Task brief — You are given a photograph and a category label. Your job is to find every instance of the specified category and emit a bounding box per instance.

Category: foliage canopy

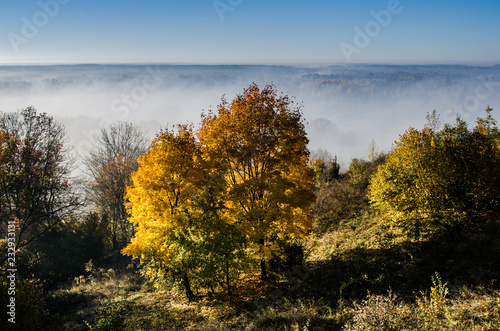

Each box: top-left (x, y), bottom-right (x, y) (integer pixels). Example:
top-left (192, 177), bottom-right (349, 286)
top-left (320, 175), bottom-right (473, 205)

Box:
top-left (199, 84), bottom-right (315, 277)
top-left (123, 84), bottom-right (315, 294)
top-left (369, 108), bottom-right (500, 235)
top-left (122, 125), bottom-right (247, 299)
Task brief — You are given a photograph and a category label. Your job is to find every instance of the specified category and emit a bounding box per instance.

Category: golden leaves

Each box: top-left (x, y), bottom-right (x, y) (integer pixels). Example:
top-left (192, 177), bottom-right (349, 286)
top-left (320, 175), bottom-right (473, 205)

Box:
top-left (123, 84), bottom-right (315, 287)
top-left (199, 84), bottom-right (314, 245)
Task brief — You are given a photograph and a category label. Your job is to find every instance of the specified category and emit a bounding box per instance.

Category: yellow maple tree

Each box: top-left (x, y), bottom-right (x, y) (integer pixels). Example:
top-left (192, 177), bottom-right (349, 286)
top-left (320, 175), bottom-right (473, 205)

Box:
top-left (122, 124), bottom-right (247, 299)
top-left (122, 125), bottom-right (204, 299)
top-left (198, 84), bottom-right (315, 278)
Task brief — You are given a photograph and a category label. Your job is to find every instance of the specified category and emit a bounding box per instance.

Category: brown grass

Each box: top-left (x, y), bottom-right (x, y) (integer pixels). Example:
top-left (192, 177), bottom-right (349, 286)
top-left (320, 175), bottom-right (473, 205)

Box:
top-left (43, 214), bottom-right (500, 330)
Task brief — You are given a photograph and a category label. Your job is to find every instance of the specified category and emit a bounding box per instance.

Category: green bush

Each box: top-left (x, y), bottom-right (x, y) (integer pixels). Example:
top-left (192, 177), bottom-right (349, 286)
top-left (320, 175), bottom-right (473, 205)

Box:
top-left (86, 302), bottom-right (125, 331)
top-left (369, 108), bottom-right (500, 235)
top-left (313, 154), bottom-right (386, 232)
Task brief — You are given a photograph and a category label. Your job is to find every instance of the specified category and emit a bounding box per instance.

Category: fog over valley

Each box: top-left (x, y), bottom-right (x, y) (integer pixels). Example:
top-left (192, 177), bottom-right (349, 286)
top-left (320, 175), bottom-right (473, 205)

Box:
top-left (1, 64), bottom-right (499, 169)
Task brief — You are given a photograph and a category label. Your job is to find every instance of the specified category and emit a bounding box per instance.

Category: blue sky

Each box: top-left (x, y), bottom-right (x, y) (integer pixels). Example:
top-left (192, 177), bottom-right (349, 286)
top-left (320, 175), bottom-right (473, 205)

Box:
top-left (1, 0), bottom-right (499, 64)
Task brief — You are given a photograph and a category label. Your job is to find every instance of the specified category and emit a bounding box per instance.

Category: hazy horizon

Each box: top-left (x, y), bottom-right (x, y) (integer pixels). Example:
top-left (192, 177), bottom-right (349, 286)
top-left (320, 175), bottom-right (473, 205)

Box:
top-left (1, 63), bottom-right (499, 171)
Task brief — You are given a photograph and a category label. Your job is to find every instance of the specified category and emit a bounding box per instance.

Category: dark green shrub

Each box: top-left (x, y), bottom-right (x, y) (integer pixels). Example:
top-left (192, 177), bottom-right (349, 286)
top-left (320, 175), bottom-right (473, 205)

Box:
top-left (0, 276), bottom-right (46, 331)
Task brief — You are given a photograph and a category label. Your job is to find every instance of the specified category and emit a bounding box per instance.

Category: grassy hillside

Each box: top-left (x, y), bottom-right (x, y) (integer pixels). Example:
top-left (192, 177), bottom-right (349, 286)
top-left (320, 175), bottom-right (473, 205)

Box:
top-left (41, 211), bottom-right (500, 330)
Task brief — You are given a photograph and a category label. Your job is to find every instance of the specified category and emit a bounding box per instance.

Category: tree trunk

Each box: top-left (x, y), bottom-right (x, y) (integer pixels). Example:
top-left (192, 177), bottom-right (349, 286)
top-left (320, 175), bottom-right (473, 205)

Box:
top-left (259, 238), bottom-right (267, 279)
top-left (225, 260), bottom-right (231, 297)
top-left (112, 208), bottom-right (117, 251)
top-left (183, 273), bottom-right (195, 302)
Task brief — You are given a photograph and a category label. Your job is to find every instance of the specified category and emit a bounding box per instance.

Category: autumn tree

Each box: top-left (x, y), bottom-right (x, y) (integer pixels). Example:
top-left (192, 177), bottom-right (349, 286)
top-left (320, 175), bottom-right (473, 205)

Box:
top-left (122, 125), bottom-right (245, 299)
top-left (84, 122), bottom-right (148, 251)
top-left (0, 130), bottom-right (16, 223)
top-left (124, 85), bottom-right (315, 296)
top-left (369, 108), bottom-right (500, 236)
top-left (0, 107), bottom-right (79, 255)
top-left (198, 84), bottom-right (315, 279)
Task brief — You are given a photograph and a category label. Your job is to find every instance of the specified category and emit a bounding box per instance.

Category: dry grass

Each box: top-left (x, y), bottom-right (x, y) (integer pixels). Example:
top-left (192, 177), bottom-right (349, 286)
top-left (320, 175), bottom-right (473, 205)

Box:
top-left (43, 214), bottom-right (500, 330)
top-left (306, 212), bottom-right (406, 261)
top-left (343, 287), bottom-right (500, 330)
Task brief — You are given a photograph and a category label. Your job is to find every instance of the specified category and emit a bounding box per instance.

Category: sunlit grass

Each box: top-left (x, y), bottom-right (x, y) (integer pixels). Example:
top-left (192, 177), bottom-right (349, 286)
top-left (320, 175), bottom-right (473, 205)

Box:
top-left (306, 212), bottom-right (407, 261)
